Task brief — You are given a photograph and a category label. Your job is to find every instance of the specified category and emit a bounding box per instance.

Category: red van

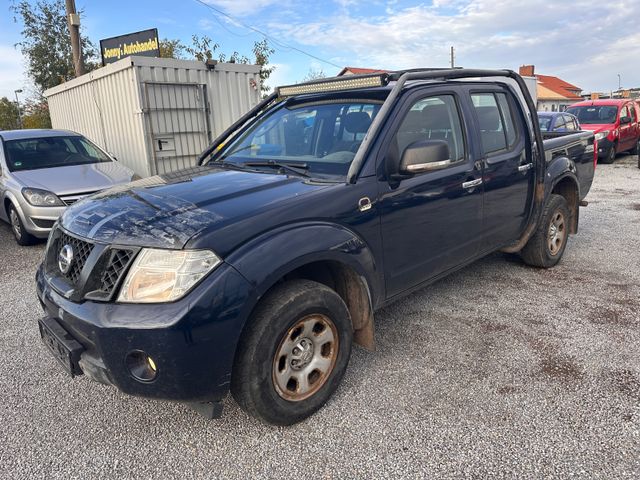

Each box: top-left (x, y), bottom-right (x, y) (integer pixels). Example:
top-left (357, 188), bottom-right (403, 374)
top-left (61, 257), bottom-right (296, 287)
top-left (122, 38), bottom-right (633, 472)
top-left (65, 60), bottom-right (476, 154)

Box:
top-left (566, 99), bottom-right (640, 163)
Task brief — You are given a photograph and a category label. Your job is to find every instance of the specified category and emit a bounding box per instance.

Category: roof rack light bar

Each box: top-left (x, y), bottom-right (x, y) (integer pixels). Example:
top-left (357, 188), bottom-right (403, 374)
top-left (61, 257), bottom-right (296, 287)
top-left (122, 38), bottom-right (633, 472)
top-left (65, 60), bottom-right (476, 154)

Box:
top-left (277, 74), bottom-right (390, 98)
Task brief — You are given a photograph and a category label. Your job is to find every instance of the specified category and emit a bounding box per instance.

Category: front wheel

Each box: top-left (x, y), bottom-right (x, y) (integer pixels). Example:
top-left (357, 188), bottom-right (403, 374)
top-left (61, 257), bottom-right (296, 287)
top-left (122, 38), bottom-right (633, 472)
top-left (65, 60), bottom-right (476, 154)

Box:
top-left (520, 194), bottom-right (571, 268)
top-left (231, 279), bottom-right (353, 425)
top-left (600, 145), bottom-right (616, 164)
top-left (9, 205), bottom-right (36, 246)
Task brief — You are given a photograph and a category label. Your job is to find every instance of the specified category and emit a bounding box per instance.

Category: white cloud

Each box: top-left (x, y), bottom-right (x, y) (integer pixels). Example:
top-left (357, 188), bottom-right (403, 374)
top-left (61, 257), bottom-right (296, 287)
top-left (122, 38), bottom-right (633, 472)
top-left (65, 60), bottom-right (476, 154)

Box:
top-left (0, 45), bottom-right (27, 100)
top-left (266, 62), bottom-right (293, 89)
top-left (268, 0), bottom-right (640, 92)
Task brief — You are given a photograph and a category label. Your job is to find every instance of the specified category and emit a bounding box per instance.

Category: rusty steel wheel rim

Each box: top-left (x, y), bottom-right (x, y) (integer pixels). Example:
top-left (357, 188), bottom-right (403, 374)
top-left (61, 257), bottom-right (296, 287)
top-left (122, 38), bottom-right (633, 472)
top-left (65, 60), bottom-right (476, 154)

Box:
top-left (547, 210), bottom-right (566, 256)
top-left (272, 314), bottom-right (339, 402)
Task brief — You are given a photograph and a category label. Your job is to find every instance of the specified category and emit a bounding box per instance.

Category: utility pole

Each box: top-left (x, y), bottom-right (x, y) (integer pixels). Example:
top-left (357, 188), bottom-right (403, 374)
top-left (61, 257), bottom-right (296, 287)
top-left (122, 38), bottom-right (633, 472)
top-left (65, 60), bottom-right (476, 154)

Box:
top-left (450, 46), bottom-right (455, 68)
top-left (14, 89), bottom-right (23, 129)
top-left (65, 0), bottom-right (84, 77)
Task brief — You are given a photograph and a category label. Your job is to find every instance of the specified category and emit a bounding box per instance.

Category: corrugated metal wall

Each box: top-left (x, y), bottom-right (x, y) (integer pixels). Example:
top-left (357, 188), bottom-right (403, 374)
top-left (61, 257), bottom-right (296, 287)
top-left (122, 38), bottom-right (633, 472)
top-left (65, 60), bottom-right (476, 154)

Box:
top-left (46, 61), bottom-right (148, 175)
top-left (45, 57), bottom-right (261, 177)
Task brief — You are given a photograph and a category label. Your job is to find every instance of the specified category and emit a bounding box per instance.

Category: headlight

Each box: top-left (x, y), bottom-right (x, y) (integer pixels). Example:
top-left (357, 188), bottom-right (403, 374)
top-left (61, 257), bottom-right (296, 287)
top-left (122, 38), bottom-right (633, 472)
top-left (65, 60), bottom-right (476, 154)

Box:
top-left (22, 188), bottom-right (64, 207)
top-left (594, 131), bottom-right (609, 141)
top-left (118, 249), bottom-right (221, 303)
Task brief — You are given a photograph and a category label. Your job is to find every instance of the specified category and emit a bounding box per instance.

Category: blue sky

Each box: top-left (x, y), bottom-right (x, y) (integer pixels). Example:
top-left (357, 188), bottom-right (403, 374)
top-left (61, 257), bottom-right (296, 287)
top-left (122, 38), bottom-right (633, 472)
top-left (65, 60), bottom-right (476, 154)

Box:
top-left (2, 0), bottom-right (640, 100)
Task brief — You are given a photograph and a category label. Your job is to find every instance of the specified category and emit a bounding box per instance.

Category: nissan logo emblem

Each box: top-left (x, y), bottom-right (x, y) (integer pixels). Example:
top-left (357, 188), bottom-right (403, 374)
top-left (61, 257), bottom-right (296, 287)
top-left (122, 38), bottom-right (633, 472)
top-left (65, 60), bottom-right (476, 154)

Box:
top-left (58, 244), bottom-right (74, 274)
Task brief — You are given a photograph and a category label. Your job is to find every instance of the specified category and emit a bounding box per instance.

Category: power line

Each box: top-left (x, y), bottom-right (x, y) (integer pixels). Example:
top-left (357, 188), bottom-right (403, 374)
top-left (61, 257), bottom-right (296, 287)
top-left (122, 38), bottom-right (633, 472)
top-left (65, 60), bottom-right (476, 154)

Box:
top-left (192, 0), bottom-right (342, 69)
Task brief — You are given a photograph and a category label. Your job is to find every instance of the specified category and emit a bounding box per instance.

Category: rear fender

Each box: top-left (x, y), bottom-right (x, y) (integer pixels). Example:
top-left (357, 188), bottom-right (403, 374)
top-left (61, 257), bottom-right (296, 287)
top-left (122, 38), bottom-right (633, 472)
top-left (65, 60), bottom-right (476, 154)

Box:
top-left (545, 158), bottom-right (580, 233)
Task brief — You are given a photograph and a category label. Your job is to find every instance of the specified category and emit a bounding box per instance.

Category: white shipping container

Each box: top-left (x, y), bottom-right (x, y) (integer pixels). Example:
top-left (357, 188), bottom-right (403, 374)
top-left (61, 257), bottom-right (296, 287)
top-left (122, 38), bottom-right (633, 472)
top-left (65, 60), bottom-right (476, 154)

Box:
top-left (44, 56), bottom-right (262, 177)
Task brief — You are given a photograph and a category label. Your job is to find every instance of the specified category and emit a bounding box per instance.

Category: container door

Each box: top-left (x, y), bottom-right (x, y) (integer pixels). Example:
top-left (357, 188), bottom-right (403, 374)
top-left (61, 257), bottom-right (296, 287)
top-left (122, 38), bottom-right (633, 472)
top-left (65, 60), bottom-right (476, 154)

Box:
top-left (143, 82), bottom-right (211, 174)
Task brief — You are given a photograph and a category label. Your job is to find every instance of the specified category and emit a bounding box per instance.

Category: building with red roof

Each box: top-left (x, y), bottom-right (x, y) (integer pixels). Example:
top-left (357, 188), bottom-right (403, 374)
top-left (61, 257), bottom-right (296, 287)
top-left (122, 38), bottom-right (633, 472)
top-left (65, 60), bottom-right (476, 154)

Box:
top-left (519, 65), bottom-right (582, 112)
top-left (337, 66), bottom-right (389, 76)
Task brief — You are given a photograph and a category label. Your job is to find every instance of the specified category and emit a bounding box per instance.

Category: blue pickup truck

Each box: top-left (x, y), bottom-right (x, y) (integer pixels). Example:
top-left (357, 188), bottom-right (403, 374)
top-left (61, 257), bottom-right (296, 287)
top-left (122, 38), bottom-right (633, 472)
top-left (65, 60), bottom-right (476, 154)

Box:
top-left (36, 69), bottom-right (595, 425)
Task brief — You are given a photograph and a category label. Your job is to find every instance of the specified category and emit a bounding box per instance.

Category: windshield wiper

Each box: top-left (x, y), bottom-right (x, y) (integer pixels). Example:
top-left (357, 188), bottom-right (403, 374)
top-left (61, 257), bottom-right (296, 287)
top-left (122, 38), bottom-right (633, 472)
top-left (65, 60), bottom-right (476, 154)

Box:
top-left (219, 144), bottom-right (259, 160)
top-left (243, 160), bottom-right (310, 178)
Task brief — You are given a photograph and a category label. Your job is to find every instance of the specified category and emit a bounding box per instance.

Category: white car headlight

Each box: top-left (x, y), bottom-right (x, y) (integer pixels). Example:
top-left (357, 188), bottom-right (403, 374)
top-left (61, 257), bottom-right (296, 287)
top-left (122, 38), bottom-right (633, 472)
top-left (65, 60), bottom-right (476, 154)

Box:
top-left (118, 249), bottom-right (221, 303)
top-left (22, 188), bottom-right (65, 206)
top-left (594, 131), bottom-right (609, 141)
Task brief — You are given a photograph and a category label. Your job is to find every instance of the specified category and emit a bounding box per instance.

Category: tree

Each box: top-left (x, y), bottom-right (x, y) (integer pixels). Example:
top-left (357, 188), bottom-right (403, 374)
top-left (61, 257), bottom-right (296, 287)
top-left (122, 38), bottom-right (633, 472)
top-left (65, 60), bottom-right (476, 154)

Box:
top-left (0, 97), bottom-right (20, 130)
top-left (253, 39), bottom-right (275, 96)
top-left (22, 99), bottom-right (52, 129)
top-left (159, 38), bottom-right (186, 60)
top-left (12, 0), bottom-right (99, 94)
top-left (185, 35), bottom-right (275, 95)
top-left (300, 68), bottom-right (326, 83)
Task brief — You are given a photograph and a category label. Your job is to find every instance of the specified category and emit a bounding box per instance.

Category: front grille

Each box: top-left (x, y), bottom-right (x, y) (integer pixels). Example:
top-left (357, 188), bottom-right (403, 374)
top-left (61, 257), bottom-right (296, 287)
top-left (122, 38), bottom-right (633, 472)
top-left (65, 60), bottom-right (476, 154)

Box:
top-left (100, 249), bottom-right (134, 293)
top-left (58, 232), bottom-right (94, 284)
top-left (60, 191), bottom-right (98, 207)
top-left (44, 226), bottom-right (138, 301)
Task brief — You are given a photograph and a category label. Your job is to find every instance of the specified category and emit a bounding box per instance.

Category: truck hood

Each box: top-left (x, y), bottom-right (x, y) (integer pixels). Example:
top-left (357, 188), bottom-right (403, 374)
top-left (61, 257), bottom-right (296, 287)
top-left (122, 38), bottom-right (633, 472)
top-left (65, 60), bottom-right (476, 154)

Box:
top-left (11, 162), bottom-right (135, 195)
top-left (59, 166), bottom-right (331, 249)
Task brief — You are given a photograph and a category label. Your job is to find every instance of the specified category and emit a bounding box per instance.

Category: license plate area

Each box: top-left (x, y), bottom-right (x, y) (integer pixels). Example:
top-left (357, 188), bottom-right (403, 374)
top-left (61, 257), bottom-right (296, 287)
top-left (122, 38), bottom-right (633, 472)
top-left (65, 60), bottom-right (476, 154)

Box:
top-left (38, 317), bottom-right (84, 377)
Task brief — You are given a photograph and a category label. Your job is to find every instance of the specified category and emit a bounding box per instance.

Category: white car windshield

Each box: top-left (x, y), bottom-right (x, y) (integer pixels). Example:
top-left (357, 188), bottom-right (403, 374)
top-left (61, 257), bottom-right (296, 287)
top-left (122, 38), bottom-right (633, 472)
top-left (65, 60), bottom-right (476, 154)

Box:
top-left (4, 135), bottom-right (111, 172)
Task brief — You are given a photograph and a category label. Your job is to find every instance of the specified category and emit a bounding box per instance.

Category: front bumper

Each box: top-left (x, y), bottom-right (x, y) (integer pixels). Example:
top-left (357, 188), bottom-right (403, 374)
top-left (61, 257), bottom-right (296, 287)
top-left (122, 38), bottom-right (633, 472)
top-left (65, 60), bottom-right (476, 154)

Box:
top-left (17, 201), bottom-right (65, 238)
top-left (596, 137), bottom-right (614, 158)
top-left (36, 262), bottom-right (255, 403)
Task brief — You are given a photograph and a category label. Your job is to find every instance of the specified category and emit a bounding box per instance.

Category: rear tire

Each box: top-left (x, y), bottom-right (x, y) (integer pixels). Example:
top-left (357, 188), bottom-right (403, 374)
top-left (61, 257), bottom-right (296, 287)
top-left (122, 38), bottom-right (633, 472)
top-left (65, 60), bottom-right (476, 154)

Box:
top-left (600, 145), bottom-right (616, 164)
top-left (8, 205), bottom-right (36, 246)
top-left (631, 139), bottom-right (640, 155)
top-left (520, 194), bottom-right (570, 268)
top-left (231, 279), bottom-right (353, 426)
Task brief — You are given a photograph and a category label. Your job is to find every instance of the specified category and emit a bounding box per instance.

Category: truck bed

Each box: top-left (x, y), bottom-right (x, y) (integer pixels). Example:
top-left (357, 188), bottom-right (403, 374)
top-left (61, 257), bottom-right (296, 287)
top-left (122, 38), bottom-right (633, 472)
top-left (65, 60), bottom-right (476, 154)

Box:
top-left (542, 130), bottom-right (595, 200)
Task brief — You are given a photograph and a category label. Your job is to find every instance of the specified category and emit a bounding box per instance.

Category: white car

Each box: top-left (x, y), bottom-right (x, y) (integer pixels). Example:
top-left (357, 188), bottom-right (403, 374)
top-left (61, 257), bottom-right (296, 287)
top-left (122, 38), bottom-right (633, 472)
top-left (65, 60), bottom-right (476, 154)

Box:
top-left (0, 129), bottom-right (138, 245)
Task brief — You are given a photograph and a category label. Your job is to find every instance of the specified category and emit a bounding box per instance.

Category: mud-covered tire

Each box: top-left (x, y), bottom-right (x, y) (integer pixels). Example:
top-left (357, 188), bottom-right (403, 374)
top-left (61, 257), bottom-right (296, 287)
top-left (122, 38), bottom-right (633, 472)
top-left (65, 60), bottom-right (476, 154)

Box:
top-left (600, 145), bottom-right (616, 164)
top-left (231, 279), bottom-right (353, 426)
top-left (8, 204), bottom-right (36, 246)
top-left (520, 194), bottom-right (571, 268)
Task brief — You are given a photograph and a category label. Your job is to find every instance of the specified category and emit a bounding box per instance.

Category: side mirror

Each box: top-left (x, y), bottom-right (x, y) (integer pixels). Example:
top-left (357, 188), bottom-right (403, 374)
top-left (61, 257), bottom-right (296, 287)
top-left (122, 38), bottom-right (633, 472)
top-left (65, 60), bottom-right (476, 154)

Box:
top-left (399, 140), bottom-right (451, 175)
top-left (620, 116), bottom-right (631, 124)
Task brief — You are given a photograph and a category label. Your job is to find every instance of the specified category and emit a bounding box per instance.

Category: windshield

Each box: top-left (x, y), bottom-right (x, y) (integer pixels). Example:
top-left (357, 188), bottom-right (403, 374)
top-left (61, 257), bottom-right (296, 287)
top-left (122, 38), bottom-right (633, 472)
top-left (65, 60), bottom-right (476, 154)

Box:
top-left (565, 105), bottom-right (618, 125)
top-left (4, 135), bottom-right (111, 172)
top-left (538, 116), bottom-right (552, 131)
top-left (210, 100), bottom-right (382, 178)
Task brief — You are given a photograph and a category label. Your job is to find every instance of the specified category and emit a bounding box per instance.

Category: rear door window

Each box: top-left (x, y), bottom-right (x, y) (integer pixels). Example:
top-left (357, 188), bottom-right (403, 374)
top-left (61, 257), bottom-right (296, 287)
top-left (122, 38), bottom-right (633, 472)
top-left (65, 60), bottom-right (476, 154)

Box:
top-left (471, 92), bottom-right (518, 153)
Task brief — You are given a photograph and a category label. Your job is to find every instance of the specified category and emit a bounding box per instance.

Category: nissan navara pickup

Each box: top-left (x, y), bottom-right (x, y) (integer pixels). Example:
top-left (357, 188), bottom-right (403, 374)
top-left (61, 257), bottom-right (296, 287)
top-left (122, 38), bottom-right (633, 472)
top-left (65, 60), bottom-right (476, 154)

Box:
top-left (36, 69), bottom-right (596, 425)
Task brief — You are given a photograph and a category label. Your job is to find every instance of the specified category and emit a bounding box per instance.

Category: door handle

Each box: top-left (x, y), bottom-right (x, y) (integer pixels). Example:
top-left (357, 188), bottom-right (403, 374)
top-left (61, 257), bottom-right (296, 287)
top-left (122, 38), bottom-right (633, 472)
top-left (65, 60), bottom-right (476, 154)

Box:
top-left (518, 163), bottom-right (533, 172)
top-left (462, 178), bottom-right (482, 189)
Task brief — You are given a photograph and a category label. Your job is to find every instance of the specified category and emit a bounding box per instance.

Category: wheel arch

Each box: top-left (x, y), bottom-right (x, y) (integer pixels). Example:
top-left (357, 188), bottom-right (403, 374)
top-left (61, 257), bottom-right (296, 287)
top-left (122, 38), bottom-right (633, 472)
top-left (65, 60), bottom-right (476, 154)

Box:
top-left (550, 174), bottom-right (580, 234)
top-left (226, 223), bottom-right (382, 351)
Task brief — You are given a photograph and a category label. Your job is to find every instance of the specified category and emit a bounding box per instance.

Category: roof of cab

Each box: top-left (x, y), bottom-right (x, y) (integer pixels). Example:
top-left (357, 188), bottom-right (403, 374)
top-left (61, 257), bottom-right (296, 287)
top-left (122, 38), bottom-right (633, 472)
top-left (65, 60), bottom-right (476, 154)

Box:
top-left (0, 129), bottom-right (79, 141)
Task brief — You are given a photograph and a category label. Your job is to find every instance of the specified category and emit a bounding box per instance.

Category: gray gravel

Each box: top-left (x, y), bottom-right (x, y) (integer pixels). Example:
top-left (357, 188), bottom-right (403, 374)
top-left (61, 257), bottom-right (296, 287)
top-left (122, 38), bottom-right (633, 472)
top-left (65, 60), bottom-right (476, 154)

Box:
top-left (1, 155), bottom-right (639, 479)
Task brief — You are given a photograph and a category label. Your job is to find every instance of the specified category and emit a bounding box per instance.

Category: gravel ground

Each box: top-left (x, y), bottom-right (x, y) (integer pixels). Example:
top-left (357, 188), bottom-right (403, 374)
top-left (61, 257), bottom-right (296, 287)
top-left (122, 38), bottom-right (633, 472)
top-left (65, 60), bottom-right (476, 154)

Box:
top-left (1, 155), bottom-right (639, 479)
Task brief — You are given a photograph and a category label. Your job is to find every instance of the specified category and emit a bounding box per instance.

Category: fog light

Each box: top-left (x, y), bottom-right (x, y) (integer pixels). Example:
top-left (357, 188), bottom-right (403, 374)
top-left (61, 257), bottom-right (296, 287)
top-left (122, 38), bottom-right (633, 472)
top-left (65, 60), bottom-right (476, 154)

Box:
top-left (125, 350), bottom-right (158, 382)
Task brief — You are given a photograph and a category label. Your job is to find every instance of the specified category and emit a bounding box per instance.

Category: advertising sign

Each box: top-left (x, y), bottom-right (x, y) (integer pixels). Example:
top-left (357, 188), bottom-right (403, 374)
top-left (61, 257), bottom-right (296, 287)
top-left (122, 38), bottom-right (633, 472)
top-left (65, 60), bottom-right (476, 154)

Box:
top-left (100, 28), bottom-right (160, 66)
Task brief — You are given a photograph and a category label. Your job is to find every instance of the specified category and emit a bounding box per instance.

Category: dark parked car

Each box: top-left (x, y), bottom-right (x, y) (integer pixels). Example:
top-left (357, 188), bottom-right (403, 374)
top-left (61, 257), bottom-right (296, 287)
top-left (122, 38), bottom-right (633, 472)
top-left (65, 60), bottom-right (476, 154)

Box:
top-left (36, 69), bottom-right (596, 425)
top-left (538, 112), bottom-right (581, 133)
top-left (566, 99), bottom-right (640, 163)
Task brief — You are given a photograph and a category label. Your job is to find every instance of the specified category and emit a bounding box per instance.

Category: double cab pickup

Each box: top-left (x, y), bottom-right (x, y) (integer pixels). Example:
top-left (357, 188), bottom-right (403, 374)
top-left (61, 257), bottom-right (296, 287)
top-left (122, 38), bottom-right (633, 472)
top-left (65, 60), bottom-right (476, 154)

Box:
top-left (36, 69), bottom-right (595, 425)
